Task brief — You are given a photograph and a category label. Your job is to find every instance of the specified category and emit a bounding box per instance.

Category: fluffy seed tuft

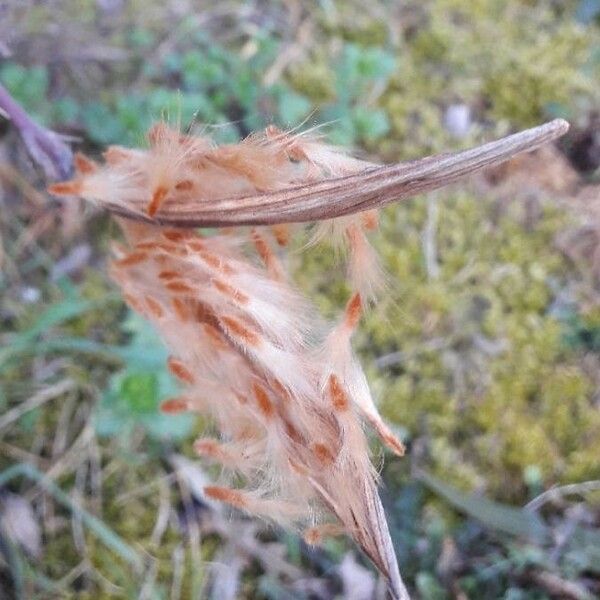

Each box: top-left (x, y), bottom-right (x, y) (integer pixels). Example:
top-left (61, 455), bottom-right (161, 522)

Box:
top-left (51, 122), bottom-right (409, 599)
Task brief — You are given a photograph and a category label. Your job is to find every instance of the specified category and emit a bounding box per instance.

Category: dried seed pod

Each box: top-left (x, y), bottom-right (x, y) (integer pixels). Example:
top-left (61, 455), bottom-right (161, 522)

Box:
top-left (49, 119), bottom-right (569, 229)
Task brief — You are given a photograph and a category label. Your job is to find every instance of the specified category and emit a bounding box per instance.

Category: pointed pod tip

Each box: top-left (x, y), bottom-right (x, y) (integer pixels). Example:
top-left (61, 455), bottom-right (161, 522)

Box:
top-left (549, 118), bottom-right (570, 136)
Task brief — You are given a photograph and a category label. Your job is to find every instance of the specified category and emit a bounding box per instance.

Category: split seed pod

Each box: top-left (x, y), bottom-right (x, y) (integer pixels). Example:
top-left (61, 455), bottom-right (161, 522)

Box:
top-left (49, 119), bottom-right (568, 599)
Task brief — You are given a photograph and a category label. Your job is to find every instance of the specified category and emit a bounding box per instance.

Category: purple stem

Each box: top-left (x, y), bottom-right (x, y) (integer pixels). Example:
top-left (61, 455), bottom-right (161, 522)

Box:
top-left (0, 82), bottom-right (73, 180)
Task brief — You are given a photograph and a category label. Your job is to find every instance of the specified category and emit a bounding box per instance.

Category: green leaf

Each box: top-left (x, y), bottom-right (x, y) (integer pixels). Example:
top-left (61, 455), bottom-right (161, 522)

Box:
top-left (93, 313), bottom-right (194, 441)
top-left (142, 410), bottom-right (193, 440)
top-left (181, 50), bottom-right (206, 89)
top-left (416, 572), bottom-right (448, 600)
top-left (417, 471), bottom-right (550, 542)
top-left (0, 295), bottom-right (115, 370)
top-left (277, 90), bottom-right (311, 127)
top-left (564, 526), bottom-right (600, 575)
top-left (320, 111), bottom-right (356, 146)
top-left (115, 95), bottom-right (149, 142)
top-left (0, 63), bottom-right (27, 93)
top-left (0, 63), bottom-right (49, 123)
top-left (97, 367), bottom-right (193, 441)
top-left (94, 405), bottom-right (128, 437)
top-left (352, 106), bottom-right (390, 142)
top-left (52, 96), bottom-right (80, 123)
top-left (82, 102), bottom-right (124, 144)
top-left (119, 372), bottom-right (158, 414)
top-left (128, 27), bottom-right (155, 49)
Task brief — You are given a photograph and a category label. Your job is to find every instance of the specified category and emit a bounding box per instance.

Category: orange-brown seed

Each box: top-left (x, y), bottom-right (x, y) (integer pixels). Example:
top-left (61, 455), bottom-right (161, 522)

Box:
top-left (253, 382), bottom-right (274, 419)
top-left (167, 357), bottom-right (195, 385)
top-left (123, 293), bottom-right (144, 312)
top-left (103, 146), bottom-right (134, 164)
top-left (203, 324), bottom-right (228, 349)
top-left (193, 438), bottom-right (220, 456)
top-left (213, 278), bottom-right (249, 304)
top-left (147, 185), bottom-right (168, 217)
top-left (186, 239), bottom-right (206, 252)
top-left (158, 270), bottom-right (180, 280)
top-left (328, 374), bottom-right (349, 411)
top-left (163, 230), bottom-right (189, 242)
top-left (221, 316), bottom-right (260, 346)
top-left (382, 432), bottom-right (406, 457)
top-left (115, 252), bottom-right (149, 267)
top-left (160, 397), bottom-right (189, 413)
top-left (361, 210), bottom-right (379, 230)
top-left (271, 224), bottom-right (290, 246)
top-left (313, 442), bottom-right (335, 466)
top-left (204, 486), bottom-right (247, 508)
top-left (303, 523), bottom-right (344, 545)
top-left (174, 180), bottom-right (194, 191)
top-left (344, 293), bottom-right (362, 329)
top-left (47, 181), bottom-right (82, 196)
top-left (198, 251), bottom-right (234, 274)
top-left (172, 297), bottom-right (191, 321)
top-left (74, 152), bottom-right (97, 175)
top-left (166, 280), bottom-right (194, 294)
top-left (145, 296), bottom-right (164, 318)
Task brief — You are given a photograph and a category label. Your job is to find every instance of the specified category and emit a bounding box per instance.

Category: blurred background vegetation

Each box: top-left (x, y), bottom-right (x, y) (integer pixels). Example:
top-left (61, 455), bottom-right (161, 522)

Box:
top-left (0, 1), bottom-right (600, 598)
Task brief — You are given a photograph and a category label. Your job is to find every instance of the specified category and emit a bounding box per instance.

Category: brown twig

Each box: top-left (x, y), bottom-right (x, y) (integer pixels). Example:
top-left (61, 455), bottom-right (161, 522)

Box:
top-left (525, 480), bottom-right (600, 511)
top-left (526, 570), bottom-right (594, 600)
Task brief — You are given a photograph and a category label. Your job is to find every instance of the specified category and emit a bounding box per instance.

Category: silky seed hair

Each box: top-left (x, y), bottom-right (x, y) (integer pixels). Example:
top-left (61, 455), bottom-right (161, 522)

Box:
top-left (49, 119), bottom-right (569, 600)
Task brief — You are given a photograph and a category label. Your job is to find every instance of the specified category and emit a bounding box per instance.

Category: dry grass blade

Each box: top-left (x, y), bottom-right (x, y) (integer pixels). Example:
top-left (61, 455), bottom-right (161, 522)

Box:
top-left (0, 379), bottom-right (75, 431)
top-left (105, 119), bottom-right (569, 227)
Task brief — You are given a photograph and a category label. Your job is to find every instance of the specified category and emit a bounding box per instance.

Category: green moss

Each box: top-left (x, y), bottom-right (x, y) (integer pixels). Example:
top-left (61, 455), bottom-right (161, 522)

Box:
top-left (288, 56), bottom-right (337, 104)
top-left (366, 0), bottom-right (598, 157)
